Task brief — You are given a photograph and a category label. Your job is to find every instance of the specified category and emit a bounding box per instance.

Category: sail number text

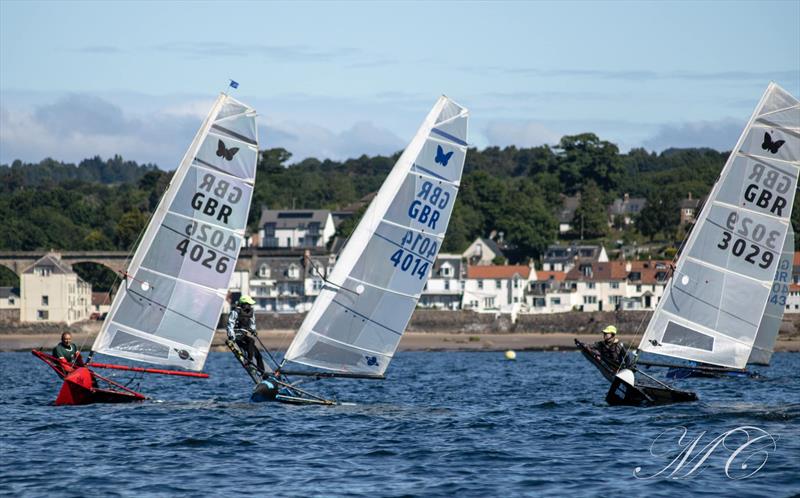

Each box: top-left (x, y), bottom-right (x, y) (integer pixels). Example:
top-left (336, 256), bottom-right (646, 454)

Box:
top-left (387, 231), bottom-right (437, 279)
top-left (172, 221), bottom-right (236, 274)
top-left (408, 180), bottom-right (450, 230)
top-left (717, 212), bottom-right (779, 269)
top-left (744, 163), bottom-right (791, 216)
top-left (190, 173), bottom-right (242, 224)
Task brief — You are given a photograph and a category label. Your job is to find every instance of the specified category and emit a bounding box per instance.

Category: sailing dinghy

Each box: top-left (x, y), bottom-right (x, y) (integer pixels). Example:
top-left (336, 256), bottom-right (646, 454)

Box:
top-left (33, 92), bottom-right (259, 405)
top-left (580, 82), bottom-right (799, 406)
top-left (229, 96), bottom-right (469, 405)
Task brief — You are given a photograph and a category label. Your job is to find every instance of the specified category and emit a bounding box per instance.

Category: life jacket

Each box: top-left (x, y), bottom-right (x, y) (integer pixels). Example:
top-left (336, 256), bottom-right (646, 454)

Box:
top-left (234, 306), bottom-right (254, 330)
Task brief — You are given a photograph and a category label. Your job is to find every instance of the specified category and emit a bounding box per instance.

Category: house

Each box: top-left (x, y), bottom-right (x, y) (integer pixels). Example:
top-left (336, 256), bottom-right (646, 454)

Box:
top-left (91, 292), bottom-right (112, 316)
top-left (542, 244), bottom-right (608, 272)
top-left (0, 287), bottom-right (20, 322)
top-left (608, 193), bottom-right (646, 226)
top-left (525, 271), bottom-right (574, 313)
top-left (679, 193), bottom-right (701, 225)
top-left (258, 209), bottom-right (336, 249)
top-left (20, 253), bottom-right (91, 324)
top-left (462, 264), bottom-right (533, 313)
top-left (557, 194), bottom-right (580, 234)
top-left (462, 237), bottom-right (505, 266)
top-left (564, 259), bottom-right (670, 312)
top-left (420, 254), bottom-right (464, 310)
top-left (246, 254), bottom-right (336, 313)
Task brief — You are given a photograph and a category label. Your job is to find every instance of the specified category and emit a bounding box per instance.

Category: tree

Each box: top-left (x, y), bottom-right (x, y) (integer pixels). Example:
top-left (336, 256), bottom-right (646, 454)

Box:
top-left (571, 181), bottom-right (608, 239)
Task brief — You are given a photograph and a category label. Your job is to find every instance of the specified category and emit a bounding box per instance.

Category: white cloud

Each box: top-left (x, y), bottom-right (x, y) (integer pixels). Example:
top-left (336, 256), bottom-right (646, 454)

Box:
top-left (643, 118), bottom-right (745, 152)
top-left (483, 120), bottom-right (562, 148)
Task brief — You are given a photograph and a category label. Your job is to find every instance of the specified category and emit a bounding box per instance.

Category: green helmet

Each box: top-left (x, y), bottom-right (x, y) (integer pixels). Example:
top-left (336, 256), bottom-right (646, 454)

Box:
top-left (238, 295), bottom-right (256, 305)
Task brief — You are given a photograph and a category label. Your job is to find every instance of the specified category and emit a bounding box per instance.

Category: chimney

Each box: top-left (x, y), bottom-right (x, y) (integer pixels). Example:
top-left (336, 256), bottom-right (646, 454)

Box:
top-left (688, 192), bottom-right (692, 200)
top-left (624, 193), bottom-right (629, 202)
top-left (625, 261), bottom-right (632, 272)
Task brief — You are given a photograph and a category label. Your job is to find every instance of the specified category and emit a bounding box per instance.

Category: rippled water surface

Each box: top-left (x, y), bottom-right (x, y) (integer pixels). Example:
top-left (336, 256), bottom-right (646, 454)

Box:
top-left (1, 351), bottom-right (798, 497)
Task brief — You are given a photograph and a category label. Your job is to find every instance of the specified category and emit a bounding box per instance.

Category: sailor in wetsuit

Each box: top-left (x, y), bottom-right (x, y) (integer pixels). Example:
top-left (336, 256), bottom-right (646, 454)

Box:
top-left (52, 332), bottom-right (84, 372)
top-left (593, 325), bottom-right (628, 368)
top-left (227, 296), bottom-right (266, 374)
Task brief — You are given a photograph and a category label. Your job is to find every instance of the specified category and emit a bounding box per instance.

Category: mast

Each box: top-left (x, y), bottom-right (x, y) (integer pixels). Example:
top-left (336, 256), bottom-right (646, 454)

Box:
top-left (283, 96), bottom-right (469, 375)
top-left (639, 83), bottom-right (799, 369)
top-left (92, 93), bottom-right (259, 371)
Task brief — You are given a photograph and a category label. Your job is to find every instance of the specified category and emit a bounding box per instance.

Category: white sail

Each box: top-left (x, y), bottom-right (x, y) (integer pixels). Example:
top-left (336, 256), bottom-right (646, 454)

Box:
top-left (748, 226), bottom-right (794, 365)
top-left (92, 94), bottom-right (258, 371)
top-left (284, 96), bottom-right (469, 375)
top-left (640, 83), bottom-right (799, 368)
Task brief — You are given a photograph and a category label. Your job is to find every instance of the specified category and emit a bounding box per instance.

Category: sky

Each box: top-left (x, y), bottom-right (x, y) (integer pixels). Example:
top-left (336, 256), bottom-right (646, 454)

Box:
top-left (1, 0), bottom-right (798, 169)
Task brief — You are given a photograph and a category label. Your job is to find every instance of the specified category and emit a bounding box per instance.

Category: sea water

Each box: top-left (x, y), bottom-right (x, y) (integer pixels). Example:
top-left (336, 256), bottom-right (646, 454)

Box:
top-left (1, 351), bottom-right (798, 497)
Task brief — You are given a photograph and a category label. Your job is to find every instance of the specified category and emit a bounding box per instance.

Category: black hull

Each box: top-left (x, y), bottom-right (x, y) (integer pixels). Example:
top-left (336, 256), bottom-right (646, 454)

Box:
top-left (575, 339), bottom-right (697, 407)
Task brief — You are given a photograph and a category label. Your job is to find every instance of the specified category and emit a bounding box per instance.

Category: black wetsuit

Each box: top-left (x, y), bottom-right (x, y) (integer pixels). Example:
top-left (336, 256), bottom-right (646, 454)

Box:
top-left (594, 339), bottom-right (627, 368)
top-left (227, 306), bottom-right (265, 373)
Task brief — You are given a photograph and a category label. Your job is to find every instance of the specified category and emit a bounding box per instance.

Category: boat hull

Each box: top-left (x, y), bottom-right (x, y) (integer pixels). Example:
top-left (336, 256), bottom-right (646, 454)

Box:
top-left (32, 350), bottom-right (147, 406)
top-left (575, 339), bottom-right (697, 407)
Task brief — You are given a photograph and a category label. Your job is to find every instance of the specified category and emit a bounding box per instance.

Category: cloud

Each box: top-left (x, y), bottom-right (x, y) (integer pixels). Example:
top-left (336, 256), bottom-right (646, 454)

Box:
top-left (459, 66), bottom-right (799, 83)
top-left (262, 120), bottom-right (404, 162)
top-left (75, 45), bottom-right (123, 54)
top-left (483, 120), bottom-right (562, 148)
top-left (151, 42), bottom-right (359, 61)
top-left (643, 118), bottom-right (745, 152)
top-left (0, 93), bottom-right (406, 168)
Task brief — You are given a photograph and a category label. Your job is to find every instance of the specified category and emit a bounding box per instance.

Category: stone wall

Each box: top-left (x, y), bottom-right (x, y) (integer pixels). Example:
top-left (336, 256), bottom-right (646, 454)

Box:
top-left (0, 309), bottom-right (19, 323)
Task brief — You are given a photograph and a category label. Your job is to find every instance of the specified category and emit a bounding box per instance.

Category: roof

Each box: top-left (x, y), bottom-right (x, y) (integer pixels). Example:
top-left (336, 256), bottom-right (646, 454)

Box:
top-left (565, 260), bottom-right (671, 284)
top-left (478, 237), bottom-right (504, 257)
top-left (0, 287), bottom-right (19, 299)
top-left (679, 198), bottom-right (701, 209)
top-left (467, 265), bottom-right (531, 279)
top-left (92, 292), bottom-right (111, 306)
top-left (258, 209), bottom-right (331, 229)
top-left (432, 255), bottom-right (463, 278)
top-left (790, 283), bottom-right (800, 292)
top-left (794, 251), bottom-right (800, 266)
top-left (544, 244), bottom-right (603, 264)
top-left (557, 195), bottom-right (581, 223)
top-left (23, 253), bottom-right (74, 275)
top-left (251, 255), bottom-right (332, 281)
top-left (609, 196), bottom-right (647, 216)
top-left (535, 271), bottom-right (566, 282)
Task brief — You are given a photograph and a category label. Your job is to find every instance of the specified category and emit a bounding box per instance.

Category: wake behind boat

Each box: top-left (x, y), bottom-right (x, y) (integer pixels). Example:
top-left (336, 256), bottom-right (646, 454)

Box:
top-left (228, 96), bottom-right (470, 405)
top-left (578, 82), bottom-right (799, 406)
top-left (33, 89), bottom-right (259, 405)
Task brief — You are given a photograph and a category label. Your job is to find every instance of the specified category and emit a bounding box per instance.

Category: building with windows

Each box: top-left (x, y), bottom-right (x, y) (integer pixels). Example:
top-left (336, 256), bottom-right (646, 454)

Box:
top-left (462, 264), bottom-right (533, 312)
top-left (257, 209), bottom-right (336, 249)
top-left (420, 254), bottom-right (464, 310)
top-left (462, 237), bottom-right (505, 266)
top-left (20, 253), bottom-right (91, 324)
top-left (608, 193), bottom-right (646, 226)
top-left (542, 244), bottom-right (608, 272)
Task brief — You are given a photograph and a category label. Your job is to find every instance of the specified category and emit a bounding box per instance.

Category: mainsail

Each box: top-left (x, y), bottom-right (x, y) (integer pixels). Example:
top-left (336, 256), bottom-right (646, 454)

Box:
top-left (748, 226), bottom-right (794, 365)
top-left (640, 83), bottom-right (799, 369)
top-left (284, 96), bottom-right (469, 375)
top-left (93, 94), bottom-right (258, 371)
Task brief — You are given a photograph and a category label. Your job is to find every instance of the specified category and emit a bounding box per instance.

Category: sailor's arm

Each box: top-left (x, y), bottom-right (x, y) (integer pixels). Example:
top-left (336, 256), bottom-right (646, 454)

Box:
top-left (226, 309), bottom-right (238, 340)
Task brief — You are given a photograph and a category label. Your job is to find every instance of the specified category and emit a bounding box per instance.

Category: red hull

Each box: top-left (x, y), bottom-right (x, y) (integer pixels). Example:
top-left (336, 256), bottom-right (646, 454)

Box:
top-left (32, 350), bottom-right (147, 406)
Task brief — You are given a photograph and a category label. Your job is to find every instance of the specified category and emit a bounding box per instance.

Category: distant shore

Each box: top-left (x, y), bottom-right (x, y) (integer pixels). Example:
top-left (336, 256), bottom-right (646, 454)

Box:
top-left (3, 329), bottom-right (799, 353)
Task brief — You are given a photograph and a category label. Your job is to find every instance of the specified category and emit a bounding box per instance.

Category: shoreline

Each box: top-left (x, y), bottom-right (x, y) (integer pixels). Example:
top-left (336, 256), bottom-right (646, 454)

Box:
top-left (4, 330), bottom-right (800, 353)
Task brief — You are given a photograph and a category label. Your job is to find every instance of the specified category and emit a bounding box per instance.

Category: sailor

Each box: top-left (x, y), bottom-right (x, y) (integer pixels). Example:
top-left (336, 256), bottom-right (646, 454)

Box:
top-left (52, 332), bottom-right (84, 371)
top-left (226, 296), bottom-right (266, 374)
top-left (594, 325), bottom-right (628, 368)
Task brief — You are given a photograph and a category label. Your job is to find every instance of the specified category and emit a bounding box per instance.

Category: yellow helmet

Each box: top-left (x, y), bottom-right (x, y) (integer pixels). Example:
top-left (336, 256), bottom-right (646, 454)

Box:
top-left (602, 325), bottom-right (618, 335)
top-left (238, 295), bottom-right (256, 305)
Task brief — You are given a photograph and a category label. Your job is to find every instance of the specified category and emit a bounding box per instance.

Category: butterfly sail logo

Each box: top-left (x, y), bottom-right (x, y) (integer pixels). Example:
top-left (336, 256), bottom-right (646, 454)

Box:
top-left (365, 355), bottom-right (380, 367)
top-left (434, 145), bottom-right (454, 166)
top-left (216, 140), bottom-right (240, 161)
top-left (762, 132), bottom-right (785, 154)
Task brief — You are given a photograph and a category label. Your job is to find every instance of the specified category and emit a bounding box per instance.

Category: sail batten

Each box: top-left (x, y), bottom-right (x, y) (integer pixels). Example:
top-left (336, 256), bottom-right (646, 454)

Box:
top-left (640, 83), bottom-right (799, 369)
top-left (284, 96), bottom-right (469, 375)
top-left (92, 94), bottom-right (258, 371)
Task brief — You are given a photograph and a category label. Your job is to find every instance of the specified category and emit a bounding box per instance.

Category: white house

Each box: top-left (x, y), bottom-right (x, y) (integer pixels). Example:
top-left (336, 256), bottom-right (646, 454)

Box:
top-left (258, 209), bottom-right (336, 249)
top-left (462, 237), bottom-right (505, 266)
top-left (0, 287), bottom-right (19, 310)
top-left (563, 259), bottom-right (670, 312)
top-left (542, 244), bottom-right (608, 272)
top-left (525, 271), bottom-right (575, 313)
top-left (245, 254), bottom-right (335, 313)
top-left (462, 264), bottom-right (533, 313)
top-left (420, 254), bottom-right (464, 310)
top-left (20, 253), bottom-right (91, 324)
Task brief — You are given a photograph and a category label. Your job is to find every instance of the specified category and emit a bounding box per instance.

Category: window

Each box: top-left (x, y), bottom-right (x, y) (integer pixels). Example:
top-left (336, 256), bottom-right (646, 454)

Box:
top-left (587, 282), bottom-right (595, 289)
top-left (8, 297), bottom-right (15, 305)
top-left (478, 280), bottom-right (484, 289)
top-left (583, 296), bottom-right (597, 304)
top-left (287, 264), bottom-right (300, 279)
top-left (550, 297), bottom-right (561, 305)
top-left (258, 264), bottom-right (271, 278)
top-left (41, 296), bottom-right (49, 306)
top-left (35, 267), bottom-right (51, 277)
top-left (636, 284), bottom-right (642, 292)
top-left (513, 297), bottom-right (519, 303)
top-left (533, 297), bottom-right (545, 307)
top-left (484, 297), bottom-right (495, 308)
top-left (37, 310), bottom-right (49, 320)
top-left (445, 280), bottom-right (450, 290)
top-left (495, 279), bottom-right (502, 289)
top-left (513, 278), bottom-right (520, 289)
top-left (609, 296), bottom-right (622, 305)
top-left (312, 278), bottom-right (323, 291)
top-left (610, 282), bottom-right (619, 289)
top-left (441, 264), bottom-right (452, 278)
